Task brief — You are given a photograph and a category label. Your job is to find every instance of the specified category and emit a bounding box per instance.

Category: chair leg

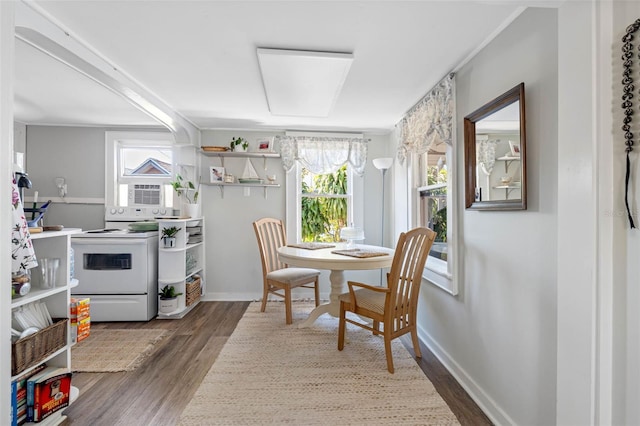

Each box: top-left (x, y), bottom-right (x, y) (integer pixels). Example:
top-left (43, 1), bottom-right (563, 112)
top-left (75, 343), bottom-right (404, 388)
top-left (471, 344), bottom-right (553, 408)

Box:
top-left (313, 277), bottom-right (320, 307)
top-left (338, 301), bottom-right (346, 351)
top-left (284, 287), bottom-right (293, 325)
top-left (411, 327), bottom-right (422, 358)
top-left (384, 334), bottom-right (394, 374)
top-left (372, 320), bottom-right (380, 335)
top-left (260, 284), bottom-right (268, 312)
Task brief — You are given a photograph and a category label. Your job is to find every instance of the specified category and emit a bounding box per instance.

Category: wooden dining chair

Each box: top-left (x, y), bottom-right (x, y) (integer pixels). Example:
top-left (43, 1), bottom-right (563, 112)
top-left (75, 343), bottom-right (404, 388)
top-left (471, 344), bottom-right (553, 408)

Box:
top-left (337, 227), bottom-right (436, 373)
top-left (253, 218), bottom-right (321, 324)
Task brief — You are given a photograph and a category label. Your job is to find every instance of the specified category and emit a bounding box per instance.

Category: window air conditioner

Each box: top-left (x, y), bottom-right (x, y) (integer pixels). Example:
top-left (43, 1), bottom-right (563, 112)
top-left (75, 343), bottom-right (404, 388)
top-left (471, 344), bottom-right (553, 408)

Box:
top-left (128, 184), bottom-right (162, 206)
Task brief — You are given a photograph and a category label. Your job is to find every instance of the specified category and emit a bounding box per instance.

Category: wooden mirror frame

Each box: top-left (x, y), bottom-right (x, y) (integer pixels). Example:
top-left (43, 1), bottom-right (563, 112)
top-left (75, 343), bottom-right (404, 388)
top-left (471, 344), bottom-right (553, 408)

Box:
top-left (464, 83), bottom-right (526, 210)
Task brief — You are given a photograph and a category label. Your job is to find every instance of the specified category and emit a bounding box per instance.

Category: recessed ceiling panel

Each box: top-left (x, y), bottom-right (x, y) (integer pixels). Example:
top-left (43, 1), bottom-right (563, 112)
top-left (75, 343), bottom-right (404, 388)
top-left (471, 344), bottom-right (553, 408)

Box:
top-left (257, 48), bottom-right (353, 118)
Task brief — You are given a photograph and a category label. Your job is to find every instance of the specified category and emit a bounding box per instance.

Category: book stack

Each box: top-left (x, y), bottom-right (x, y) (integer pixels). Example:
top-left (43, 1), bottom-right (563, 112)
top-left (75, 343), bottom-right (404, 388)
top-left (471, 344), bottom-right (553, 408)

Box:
top-left (11, 364), bottom-right (45, 425)
top-left (70, 297), bottom-right (90, 343)
top-left (11, 365), bottom-right (73, 424)
top-left (187, 224), bottom-right (202, 244)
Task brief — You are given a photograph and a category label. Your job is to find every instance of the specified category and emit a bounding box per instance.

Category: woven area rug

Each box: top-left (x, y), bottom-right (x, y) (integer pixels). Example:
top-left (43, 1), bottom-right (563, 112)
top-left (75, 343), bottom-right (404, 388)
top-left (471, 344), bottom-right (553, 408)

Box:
top-left (71, 329), bottom-right (168, 372)
top-left (179, 302), bottom-right (459, 425)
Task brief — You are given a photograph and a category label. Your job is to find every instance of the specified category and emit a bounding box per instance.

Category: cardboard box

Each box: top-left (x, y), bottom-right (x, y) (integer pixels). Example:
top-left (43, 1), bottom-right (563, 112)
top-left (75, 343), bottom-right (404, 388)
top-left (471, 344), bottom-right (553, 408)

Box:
top-left (69, 297), bottom-right (90, 321)
top-left (70, 316), bottom-right (90, 344)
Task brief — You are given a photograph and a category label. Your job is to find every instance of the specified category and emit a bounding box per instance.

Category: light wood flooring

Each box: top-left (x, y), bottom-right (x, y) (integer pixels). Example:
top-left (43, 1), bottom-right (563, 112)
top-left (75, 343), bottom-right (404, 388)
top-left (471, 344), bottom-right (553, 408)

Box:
top-left (63, 301), bottom-right (492, 425)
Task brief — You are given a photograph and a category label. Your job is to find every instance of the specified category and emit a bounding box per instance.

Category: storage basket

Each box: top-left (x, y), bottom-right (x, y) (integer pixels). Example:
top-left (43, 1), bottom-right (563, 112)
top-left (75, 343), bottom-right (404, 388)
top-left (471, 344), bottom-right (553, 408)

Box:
top-left (185, 276), bottom-right (201, 307)
top-left (11, 318), bottom-right (68, 376)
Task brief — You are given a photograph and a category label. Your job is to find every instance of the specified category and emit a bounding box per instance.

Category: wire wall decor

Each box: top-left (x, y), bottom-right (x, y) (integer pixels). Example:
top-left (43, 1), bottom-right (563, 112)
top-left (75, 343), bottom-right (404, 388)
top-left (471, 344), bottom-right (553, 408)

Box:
top-left (622, 18), bottom-right (640, 229)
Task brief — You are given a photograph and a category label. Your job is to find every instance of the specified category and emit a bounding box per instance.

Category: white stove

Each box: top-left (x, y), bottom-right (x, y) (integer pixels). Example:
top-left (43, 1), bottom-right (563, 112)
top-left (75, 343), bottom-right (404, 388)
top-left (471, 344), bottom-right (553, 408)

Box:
top-left (72, 223), bottom-right (159, 322)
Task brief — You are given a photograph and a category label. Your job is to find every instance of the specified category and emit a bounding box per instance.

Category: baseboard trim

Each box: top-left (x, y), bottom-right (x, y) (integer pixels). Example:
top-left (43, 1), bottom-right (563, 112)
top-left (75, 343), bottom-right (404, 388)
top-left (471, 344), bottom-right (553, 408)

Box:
top-left (417, 323), bottom-right (514, 426)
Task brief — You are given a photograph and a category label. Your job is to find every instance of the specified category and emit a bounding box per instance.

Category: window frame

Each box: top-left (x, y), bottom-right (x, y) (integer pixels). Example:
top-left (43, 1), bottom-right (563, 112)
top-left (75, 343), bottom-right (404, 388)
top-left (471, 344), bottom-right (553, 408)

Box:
top-left (410, 144), bottom-right (459, 296)
top-left (284, 132), bottom-right (364, 243)
top-left (105, 131), bottom-right (174, 207)
top-left (286, 162), bottom-right (364, 243)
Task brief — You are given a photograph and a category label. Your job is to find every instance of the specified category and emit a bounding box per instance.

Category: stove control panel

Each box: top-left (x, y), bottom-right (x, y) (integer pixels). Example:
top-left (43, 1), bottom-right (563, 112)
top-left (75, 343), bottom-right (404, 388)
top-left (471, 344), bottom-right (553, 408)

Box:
top-left (105, 206), bottom-right (175, 221)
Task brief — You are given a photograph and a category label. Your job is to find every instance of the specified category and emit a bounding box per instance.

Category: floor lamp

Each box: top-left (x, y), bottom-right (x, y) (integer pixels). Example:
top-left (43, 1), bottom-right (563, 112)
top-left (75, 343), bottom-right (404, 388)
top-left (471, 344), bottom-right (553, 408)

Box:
top-left (373, 157), bottom-right (393, 285)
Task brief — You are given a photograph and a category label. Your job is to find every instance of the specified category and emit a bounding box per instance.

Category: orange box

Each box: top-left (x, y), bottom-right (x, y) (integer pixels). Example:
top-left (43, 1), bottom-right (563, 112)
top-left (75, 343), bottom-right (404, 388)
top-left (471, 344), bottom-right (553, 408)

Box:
top-left (69, 297), bottom-right (90, 321)
top-left (71, 316), bottom-right (90, 344)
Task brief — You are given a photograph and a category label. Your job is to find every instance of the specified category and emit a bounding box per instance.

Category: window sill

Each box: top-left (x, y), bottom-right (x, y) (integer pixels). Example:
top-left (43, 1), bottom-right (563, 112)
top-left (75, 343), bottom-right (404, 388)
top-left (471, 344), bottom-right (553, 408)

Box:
top-left (422, 256), bottom-right (457, 295)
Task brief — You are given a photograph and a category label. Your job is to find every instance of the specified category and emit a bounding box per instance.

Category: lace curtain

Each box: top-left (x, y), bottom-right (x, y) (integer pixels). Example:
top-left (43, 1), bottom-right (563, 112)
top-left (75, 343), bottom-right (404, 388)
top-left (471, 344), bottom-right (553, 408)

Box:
top-left (397, 74), bottom-right (455, 164)
top-left (274, 136), bottom-right (368, 176)
top-left (477, 139), bottom-right (497, 176)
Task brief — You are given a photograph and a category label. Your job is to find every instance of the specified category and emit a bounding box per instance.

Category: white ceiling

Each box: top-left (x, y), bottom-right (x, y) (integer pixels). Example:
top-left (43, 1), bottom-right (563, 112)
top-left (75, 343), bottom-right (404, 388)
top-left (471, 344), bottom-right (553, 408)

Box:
top-left (13, 1), bottom-right (528, 133)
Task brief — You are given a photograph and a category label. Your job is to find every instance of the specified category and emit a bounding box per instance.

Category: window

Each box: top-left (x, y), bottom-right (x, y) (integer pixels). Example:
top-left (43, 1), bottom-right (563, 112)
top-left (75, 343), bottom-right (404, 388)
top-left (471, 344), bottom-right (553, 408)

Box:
top-left (413, 140), bottom-right (459, 295)
top-left (284, 133), bottom-right (364, 243)
top-left (105, 132), bottom-right (175, 208)
top-left (301, 165), bottom-right (350, 242)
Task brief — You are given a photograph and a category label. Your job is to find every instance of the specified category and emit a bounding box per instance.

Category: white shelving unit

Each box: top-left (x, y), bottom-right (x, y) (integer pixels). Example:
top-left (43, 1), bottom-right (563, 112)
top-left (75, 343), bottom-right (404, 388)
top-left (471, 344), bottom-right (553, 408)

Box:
top-left (200, 150), bottom-right (281, 198)
top-left (157, 218), bottom-right (205, 319)
top-left (10, 228), bottom-right (82, 426)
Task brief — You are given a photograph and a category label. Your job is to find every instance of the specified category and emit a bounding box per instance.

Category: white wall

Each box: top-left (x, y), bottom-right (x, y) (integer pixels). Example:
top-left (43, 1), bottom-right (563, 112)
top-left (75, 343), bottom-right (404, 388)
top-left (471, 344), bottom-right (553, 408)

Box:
top-left (613, 3), bottom-right (640, 424)
top-left (24, 125), bottom-right (163, 230)
top-left (414, 9), bottom-right (559, 425)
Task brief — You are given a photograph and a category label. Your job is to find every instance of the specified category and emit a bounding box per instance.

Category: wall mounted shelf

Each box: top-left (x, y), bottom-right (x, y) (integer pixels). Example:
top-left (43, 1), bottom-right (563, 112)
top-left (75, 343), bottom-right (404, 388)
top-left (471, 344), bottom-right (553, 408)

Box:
top-left (202, 182), bottom-right (280, 199)
top-left (200, 150), bottom-right (280, 168)
top-left (496, 155), bottom-right (521, 173)
top-left (200, 150), bottom-right (281, 199)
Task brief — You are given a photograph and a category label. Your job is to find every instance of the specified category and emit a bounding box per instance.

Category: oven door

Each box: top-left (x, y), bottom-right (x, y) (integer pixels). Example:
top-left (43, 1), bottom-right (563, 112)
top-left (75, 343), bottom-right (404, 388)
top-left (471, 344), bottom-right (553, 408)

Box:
top-left (71, 238), bottom-right (151, 294)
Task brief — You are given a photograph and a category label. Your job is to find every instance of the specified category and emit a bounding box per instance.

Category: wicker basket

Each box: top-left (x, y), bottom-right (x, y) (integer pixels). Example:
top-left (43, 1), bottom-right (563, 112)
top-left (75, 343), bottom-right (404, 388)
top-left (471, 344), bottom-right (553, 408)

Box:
top-left (185, 276), bottom-right (201, 307)
top-left (11, 318), bottom-right (68, 376)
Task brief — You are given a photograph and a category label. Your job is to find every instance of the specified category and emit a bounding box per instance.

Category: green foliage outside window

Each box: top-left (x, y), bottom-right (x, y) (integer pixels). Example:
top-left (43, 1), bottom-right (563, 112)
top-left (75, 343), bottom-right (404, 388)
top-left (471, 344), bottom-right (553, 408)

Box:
top-left (426, 165), bottom-right (448, 242)
top-left (301, 166), bottom-right (348, 242)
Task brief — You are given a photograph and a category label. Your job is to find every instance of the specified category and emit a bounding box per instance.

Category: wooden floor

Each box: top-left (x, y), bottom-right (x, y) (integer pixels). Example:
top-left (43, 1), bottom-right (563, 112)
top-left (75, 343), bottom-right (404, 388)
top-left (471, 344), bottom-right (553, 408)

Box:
top-left (63, 301), bottom-right (492, 426)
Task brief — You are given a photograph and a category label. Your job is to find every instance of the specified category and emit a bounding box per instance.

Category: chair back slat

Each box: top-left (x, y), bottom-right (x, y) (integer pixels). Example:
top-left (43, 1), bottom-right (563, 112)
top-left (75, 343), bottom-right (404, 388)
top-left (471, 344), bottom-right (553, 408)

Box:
top-left (386, 228), bottom-right (436, 334)
top-left (253, 218), bottom-right (288, 274)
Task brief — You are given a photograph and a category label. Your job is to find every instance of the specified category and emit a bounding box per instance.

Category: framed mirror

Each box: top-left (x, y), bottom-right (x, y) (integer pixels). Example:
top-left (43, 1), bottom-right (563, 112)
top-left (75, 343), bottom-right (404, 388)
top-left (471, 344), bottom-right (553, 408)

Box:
top-left (464, 83), bottom-right (526, 210)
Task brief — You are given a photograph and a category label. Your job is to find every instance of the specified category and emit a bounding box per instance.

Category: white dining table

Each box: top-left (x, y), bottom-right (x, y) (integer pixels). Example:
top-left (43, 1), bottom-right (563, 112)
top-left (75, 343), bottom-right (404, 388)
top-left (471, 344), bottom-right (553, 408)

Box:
top-left (277, 244), bottom-right (394, 328)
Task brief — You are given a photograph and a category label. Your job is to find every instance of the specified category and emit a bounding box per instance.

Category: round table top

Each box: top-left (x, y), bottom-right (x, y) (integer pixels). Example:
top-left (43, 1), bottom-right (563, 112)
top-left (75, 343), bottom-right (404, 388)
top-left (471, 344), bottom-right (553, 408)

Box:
top-left (277, 244), bottom-right (394, 271)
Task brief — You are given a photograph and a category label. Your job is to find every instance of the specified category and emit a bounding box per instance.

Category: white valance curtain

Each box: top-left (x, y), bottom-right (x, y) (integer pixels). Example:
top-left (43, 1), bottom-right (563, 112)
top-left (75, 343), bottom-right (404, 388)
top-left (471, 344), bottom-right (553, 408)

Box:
top-left (396, 73), bottom-right (455, 164)
top-left (275, 136), bottom-right (368, 176)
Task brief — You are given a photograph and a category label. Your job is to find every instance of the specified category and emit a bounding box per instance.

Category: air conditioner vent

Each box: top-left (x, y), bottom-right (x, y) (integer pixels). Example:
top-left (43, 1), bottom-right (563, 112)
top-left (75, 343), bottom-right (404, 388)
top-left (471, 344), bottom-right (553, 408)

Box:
top-left (129, 184), bottom-right (161, 206)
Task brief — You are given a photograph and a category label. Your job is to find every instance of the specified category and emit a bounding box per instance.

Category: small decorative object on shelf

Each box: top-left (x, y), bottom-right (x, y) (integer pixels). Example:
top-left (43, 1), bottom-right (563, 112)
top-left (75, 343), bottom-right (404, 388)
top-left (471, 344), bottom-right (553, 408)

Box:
top-left (230, 136), bottom-right (249, 152)
top-left (161, 226), bottom-right (181, 248)
top-left (158, 285), bottom-right (182, 314)
top-left (210, 166), bottom-right (225, 183)
top-left (11, 272), bottom-right (31, 298)
top-left (257, 137), bottom-right (272, 152)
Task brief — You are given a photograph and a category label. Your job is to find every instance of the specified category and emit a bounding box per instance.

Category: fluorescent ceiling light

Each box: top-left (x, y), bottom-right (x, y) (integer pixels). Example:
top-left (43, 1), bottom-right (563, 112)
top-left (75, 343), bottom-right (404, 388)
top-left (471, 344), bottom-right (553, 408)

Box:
top-left (257, 48), bottom-right (353, 117)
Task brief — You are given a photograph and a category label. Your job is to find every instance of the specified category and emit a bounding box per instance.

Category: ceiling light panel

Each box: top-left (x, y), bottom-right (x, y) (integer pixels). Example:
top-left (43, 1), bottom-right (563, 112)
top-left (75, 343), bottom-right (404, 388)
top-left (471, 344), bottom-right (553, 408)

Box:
top-left (257, 48), bottom-right (354, 118)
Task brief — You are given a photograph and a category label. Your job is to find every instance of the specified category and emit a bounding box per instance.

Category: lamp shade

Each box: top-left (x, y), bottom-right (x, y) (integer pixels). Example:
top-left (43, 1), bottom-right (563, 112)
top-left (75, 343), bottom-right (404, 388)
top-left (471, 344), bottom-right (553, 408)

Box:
top-left (372, 157), bottom-right (393, 170)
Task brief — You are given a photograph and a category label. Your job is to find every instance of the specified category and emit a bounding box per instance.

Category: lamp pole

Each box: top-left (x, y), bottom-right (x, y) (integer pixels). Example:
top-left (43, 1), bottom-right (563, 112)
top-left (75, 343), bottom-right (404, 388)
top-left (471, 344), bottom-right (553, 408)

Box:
top-left (372, 157), bottom-right (393, 285)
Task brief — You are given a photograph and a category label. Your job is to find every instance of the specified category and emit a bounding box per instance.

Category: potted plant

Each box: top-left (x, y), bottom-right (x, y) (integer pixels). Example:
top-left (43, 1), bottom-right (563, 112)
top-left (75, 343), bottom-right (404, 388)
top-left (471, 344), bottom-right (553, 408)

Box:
top-left (229, 136), bottom-right (249, 152)
top-left (159, 285), bottom-right (183, 314)
top-left (161, 226), bottom-right (181, 248)
top-left (170, 174), bottom-right (200, 204)
top-left (170, 174), bottom-right (201, 217)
